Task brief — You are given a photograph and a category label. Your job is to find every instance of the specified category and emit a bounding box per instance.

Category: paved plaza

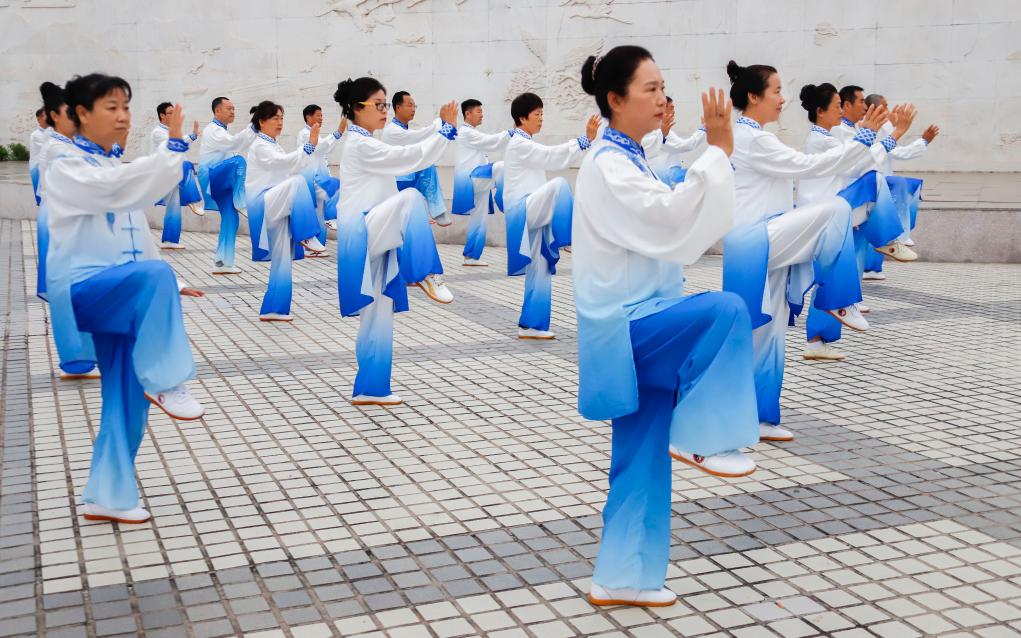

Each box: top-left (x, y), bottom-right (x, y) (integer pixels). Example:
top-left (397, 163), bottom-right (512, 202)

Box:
top-left (2, 218), bottom-right (1021, 638)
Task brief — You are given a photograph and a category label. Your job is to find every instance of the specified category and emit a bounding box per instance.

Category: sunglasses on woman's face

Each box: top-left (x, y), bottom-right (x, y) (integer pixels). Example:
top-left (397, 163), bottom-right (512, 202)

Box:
top-left (359, 101), bottom-right (389, 113)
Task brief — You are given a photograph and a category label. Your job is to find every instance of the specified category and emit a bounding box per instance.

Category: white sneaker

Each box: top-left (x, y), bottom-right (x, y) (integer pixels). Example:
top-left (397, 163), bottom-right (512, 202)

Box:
top-left (759, 423), bottom-right (794, 442)
top-left (862, 271), bottom-right (886, 281)
top-left (81, 503), bottom-right (150, 524)
top-left (588, 583), bottom-right (676, 607)
top-left (300, 237), bottom-right (327, 253)
top-left (325, 220), bottom-right (337, 231)
top-left (904, 237), bottom-right (915, 247)
top-left (518, 328), bottom-right (555, 340)
top-left (825, 304), bottom-right (869, 332)
top-left (803, 341), bottom-right (847, 361)
top-left (211, 265), bottom-right (242, 275)
top-left (669, 446), bottom-right (756, 477)
top-left (434, 212), bottom-right (453, 227)
top-left (875, 241), bottom-right (918, 262)
top-left (463, 257), bottom-right (489, 267)
top-left (416, 274), bottom-right (453, 304)
top-left (59, 369), bottom-right (100, 380)
top-left (259, 313), bottom-right (293, 322)
top-left (187, 203), bottom-right (205, 217)
top-left (561, 246), bottom-right (572, 253)
top-left (351, 394), bottom-right (402, 406)
top-left (857, 303), bottom-right (870, 314)
top-left (160, 241), bottom-right (185, 250)
top-left (145, 384), bottom-right (204, 421)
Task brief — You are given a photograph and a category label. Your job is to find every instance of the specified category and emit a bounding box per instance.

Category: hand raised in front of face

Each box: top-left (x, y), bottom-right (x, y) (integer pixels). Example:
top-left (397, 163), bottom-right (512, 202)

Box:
top-left (702, 87), bottom-right (733, 156)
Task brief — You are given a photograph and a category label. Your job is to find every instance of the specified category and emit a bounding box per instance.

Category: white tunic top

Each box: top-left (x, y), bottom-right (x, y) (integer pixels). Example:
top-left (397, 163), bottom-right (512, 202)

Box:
top-left (573, 129), bottom-right (735, 419)
top-left (877, 121), bottom-right (928, 174)
top-left (503, 129), bottom-right (589, 207)
top-left (647, 128), bottom-right (706, 177)
top-left (731, 117), bottom-right (874, 227)
top-left (455, 124), bottom-right (510, 172)
top-left (36, 131), bottom-right (76, 200)
top-left (296, 125), bottom-right (343, 176)
top-left (380, 117), bottom-right (441, 146)
top-left (29, 127), bottom-right (49, 169)
top-left (245, 133), bottom-right (316, 195)
top-left (199, 119), bottom-right (257, 164)
top-left (337, 123), bottom-right (455, 216)
top-left (150, 123), bottom-right (198, 155)
top-left (796, 126), bottom-right (888, 205)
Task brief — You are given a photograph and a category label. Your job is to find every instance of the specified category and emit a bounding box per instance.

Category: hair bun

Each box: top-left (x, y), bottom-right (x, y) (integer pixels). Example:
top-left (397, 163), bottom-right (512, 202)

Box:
top-left (799, 84), bottom-right (817, 110)
top-left (333, 78), bottom-right (354, 106)
top-left (579, 56), bottom-right (598, 96)
top-left (726, 60), bottom-right (743, 84)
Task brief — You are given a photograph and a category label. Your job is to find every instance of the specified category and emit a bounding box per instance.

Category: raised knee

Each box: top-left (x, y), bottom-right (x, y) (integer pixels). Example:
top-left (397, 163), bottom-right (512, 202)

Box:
top-left (711, 291), bottom-right (750, 323)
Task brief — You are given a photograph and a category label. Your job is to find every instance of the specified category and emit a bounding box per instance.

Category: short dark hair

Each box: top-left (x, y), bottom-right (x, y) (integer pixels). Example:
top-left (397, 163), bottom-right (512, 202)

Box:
top-left (211, 96), bottom-right (229, 113)
top-left (666, 95), bottom-right (673, 104)
top-left (156, 102), bottom-right (173, 118)
top-left (580, 45), bottom-right (654, 118)
top-left (35, 107), bottom-right (44, 117)
top-left (392, 91), bottom-right (411, 110)
top-left (64, 73), bottom-right (132, 127)
top-left (726, 60), bottom-right (778, 111)
top-left (511, 92), bottom-right (543, 126)
top-left (334, 77), bottom-right (387, 120)
top-left (461, 99), bottom-right (482, 117)
top-left (39, 82), bottom-right (66, 128)
top-left (799, 83), bottom-right (839, 123)
top-left (302, 104), bottom-right (321, 121)
top-left (839, 85), bottom-right (864, 106)
top-left (864, 93), bottom-right (884, 107)
top-left (249, 100), bottom-right (283, 131)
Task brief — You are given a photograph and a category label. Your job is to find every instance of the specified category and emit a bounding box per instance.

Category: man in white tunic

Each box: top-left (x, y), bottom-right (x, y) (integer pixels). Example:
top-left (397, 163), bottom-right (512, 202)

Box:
top-left (380, 91), bottom-right (451, 225)
top-left (150, 101), bottom-right (203, 249)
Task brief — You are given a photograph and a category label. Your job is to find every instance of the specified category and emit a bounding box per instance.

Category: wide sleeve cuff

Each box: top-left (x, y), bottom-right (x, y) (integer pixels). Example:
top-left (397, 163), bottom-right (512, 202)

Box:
top-left (167, 138), bottom-right (190, 153)
top-left (852, 128), bottom-right (878, 147)
top-left (438, 122), bottom-right (457, 140)
top-left (577, 136), bottom-right (592, 150)
top-left (303, 142), bottom-right (316, 155)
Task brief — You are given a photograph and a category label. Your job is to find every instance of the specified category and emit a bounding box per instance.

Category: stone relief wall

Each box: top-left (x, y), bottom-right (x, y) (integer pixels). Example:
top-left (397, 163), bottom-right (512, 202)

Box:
top-left (1, 0), bottom-right (1019, 171)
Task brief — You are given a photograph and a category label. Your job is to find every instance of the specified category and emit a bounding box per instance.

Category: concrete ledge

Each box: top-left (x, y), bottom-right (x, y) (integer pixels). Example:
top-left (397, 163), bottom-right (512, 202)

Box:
top-left (3, 172), bottom-right (1018, 264)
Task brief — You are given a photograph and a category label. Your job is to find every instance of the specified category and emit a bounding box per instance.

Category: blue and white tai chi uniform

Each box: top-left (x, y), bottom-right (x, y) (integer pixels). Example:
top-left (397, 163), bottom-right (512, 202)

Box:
top-left (575, 128), bottom-right (757, 593)
top-left (646, 126), bottom-right (706, 188)
top-left (451, 123), bottom-right (511, 261)
top-left (29, 126), bottom-right (49, 205)
top-left (35, 129), bottom-right (76, 301)
top-left (297, 124), bottom-right (343, 245)
top-left (44, 134), bottom-right (198, 513)
top-left (799, 124), bottom-right (901, 346)
top-left (198, 119), bottom-right (257, 269)
top-left (380, 117), bottom-right (448, 221)
top-left (503, 128), bottom-right (590, 336)
top-left (245, 132), bottom-right (324, 319)
top-left (150, 123), bottom-right (202, 246)
top-left (725, 116), bottom-right (878, 428)
top-left (336, 123), bottom-right (456, 402)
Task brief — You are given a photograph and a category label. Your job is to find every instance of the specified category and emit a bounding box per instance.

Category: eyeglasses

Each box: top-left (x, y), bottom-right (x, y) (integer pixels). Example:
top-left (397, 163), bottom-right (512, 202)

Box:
top-left (359, 101), bottom-right (389, 113)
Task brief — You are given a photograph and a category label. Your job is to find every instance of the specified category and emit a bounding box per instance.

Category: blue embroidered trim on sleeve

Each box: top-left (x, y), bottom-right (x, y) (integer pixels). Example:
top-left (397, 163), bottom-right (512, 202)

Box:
top-left (852, 128), bottom-right (877, 147)
top-left (303, 142), bottom-right (316, 155)
top-left (880, 136), bottom-right (897, 152)
top-left (188, 132), bottom-right (198, 141)
top-left (332, 130), bottom-right (342, 140)
top-left (577, 136), bottom-right (591, 150)
top-left (698, 125), bottom-right (707, 133)
top-left (438, 122), bottom-right (457, 140)
top-left (167, 138), bottom-right (189, 153)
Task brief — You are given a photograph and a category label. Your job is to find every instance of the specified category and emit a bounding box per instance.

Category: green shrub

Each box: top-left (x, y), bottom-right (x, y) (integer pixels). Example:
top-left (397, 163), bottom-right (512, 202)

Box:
top-left (9, 142), bottom-right (29, 161)
top-left (0, 146), bottom-right (10, 161)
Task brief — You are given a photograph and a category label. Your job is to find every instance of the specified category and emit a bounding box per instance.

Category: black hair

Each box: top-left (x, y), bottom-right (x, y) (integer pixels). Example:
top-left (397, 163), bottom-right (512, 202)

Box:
top-left (798, 83), bottom-right (838, 123)
top-left (666, 95), bottom-right (673, 104)
top-left (249, 100), bottom-right (283, 130)
top-left (461, 99), bottom-right (482, 117)
top-left (392, 91), bottom-right (411, 111)
top-left (726, 60), bottom-right (777, 111)
top-left (333, 77), bottom-right (387, 120)
top-left (156, 102), bottom-right (173, 118)
top-left (864, 93), bottom-right (884, 108)
top-left (302, 104), bottom-right (321, 121)
top-left (580, 45), bottom-right (654, 118)
top-left (39, 82), bottom-right (66, 128)
top-left (511, 93), bottom-right (543, 126)
top-left (839, 85), bottom-right (864, 107)
top-left (35, 107), bottom-right (45, 117)
top-left (211, 96), bottom-right (229, 113)
top-left (64, 73), bottom-right (132, 127)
